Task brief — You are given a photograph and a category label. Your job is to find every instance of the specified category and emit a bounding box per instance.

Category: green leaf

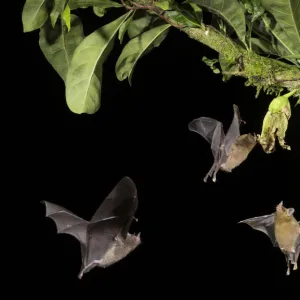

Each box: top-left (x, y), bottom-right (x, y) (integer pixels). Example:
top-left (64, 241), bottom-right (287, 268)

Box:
top-left (296, 98), bottom-right (300, 106)
top-left (22, 0), bottom-right (49, 32)
top-left (127, 11), bottom-right (155, 39)
top-left (116, 24), bottom-right (171, 84)
top-left (176, 4), bottom-right (203, 26)
top-left (92, 0), bottom-right (122, 17)
top-left (240, 0), bottom-right (265, 22)
top-left (50, 0), bottom-right (66, 28)
top-left (261, 0), bottom-right (300, 55)
top-left (155, 0), bottom-right (172, 10)
top-left (93, 6), bottom-right (106, 17)
top-left (251, 18), bottom-right (295, 61)
top-left (188, 2), bottom-right (203, 23)
top-left (69, 0), bottom-right (122, 10)
top-left (164, 10), bottom-right (200, 27)
top-left (119, 11), bottom-right (135, 44)
top-left (211, 14), bottom-right (235, 36)
top-left (280, 54), bottom-right (300, 59)
top-left (39, 14), bottom-right (84, 81)
top-left (191, 0), bottom-right (247, 45)
top-left (127, 22), bottom-right (170, 85)
top-left (65, 12), bottom-right (131, 114)
top-left (62, 4), bottom-right (71, 31)
top-left (250, 37), bottom-right (279, 55)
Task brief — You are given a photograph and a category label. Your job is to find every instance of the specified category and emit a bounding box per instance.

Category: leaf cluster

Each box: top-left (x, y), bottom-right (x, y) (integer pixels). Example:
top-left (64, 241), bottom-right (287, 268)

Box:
top-left (22, 0), bottom-right (300, 114)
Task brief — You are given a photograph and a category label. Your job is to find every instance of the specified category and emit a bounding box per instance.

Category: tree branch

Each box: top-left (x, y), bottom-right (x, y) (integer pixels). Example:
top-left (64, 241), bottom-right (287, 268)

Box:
top-left (120, 0), bottom-right (184, 28)
top-left (121, 0), bottom-right (300, 93)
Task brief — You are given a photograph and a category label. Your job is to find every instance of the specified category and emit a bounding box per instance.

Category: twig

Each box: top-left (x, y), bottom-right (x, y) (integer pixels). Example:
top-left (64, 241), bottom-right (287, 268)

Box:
top-left (120, 0), bottom-right (184, 29)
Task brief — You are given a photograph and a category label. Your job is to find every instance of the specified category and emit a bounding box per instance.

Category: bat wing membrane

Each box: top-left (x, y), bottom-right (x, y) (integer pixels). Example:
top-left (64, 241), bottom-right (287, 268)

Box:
top-left (294, 234), bottom-right (300, 264)
top-left (239, 213), bottom-right (277, 246)
top-left (188, 117), bottom-right (226, 182)
top-left (79, 217), bottom-right (125, 276)
top-left (188, 117), bottom-right (225, 147)
top-left (224, 104), bottom-right (242, 155)
top-left (90, 177), bottom-right (138, 226)
top-left (41, 200), bottom-right (88, 244)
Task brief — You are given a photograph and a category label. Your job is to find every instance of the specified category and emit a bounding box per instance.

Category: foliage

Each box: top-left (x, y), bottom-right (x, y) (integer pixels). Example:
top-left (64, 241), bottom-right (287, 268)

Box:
top-left (22, 0), bottom-right (299, 152)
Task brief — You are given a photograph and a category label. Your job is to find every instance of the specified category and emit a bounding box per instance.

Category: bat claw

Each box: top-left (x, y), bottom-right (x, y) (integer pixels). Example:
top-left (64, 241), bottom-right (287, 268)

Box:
top-left (133, 217), bottom-right (138, 222)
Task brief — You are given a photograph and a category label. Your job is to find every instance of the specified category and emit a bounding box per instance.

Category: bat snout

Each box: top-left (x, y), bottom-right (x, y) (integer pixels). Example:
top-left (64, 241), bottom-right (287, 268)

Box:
top-left (136, 232), bottom-right (141, 243)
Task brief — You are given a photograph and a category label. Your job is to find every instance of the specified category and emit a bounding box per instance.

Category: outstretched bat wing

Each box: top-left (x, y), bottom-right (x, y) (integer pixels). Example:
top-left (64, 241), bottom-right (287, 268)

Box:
top-left (188, 117), bottom-right (225, 160)
top-left (224, 104), bottom-right (242, 155)
top-left (41, 200), bottom-right (88, 244)
top-left (188, 117), bottom-right (225, 145)
top-left (90, 177), bottom-right (138, 231)
top-left (239, 213), bottom-right (277, 246)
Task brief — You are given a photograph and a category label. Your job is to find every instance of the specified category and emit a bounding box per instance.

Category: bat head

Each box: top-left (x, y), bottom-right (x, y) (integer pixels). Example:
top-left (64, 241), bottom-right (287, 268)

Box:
top-left (235, 133), bottom-right (257, 148)
top-left (125, 232), bottom-right (142, 248)
top-left (111, 232), bottom-right (141, 265)
top-left (276, 201), bottom-right (295, 219)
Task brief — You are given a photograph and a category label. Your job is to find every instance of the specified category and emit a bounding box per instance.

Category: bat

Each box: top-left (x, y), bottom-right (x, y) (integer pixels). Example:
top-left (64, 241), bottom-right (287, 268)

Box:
top-left (239, 201), bottom-right (300, 275)
top-left (188, 104), bottom-right (257, 182)
top-left (41, 176), bottom-right (141, 279)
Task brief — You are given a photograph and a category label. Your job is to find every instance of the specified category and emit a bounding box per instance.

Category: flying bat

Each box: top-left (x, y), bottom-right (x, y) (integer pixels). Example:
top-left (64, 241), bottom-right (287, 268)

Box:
top-left (239, 201), bottom-right (300, 275)
top-left (188, 104), bottom-right (257, 182)
top-left (41, 176), bottom-right (141, 279)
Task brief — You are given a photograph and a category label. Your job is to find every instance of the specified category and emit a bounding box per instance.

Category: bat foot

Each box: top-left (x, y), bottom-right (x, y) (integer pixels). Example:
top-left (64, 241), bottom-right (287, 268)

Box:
top-left (293, 263), bottom-right (297, 271)
top-left (286, 267), bottom-right (290, 276)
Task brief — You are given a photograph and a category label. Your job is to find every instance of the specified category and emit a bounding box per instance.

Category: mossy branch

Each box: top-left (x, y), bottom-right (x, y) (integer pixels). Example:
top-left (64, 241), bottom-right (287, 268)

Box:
top-left (183, 26), bottom-right (300, 92)
top-left (122, 0), bottom-right (300, 93)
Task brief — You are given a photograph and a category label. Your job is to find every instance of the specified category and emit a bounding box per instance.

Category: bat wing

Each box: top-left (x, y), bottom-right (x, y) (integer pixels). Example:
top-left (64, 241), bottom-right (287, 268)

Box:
top-left (239, 213), bottom-right (277, 246)
top-left (41, 201), bottom-right (88, 244)
top-left (188, 117), bottom-right (225, 160)
top-left (188, 117), bottom-right (225, 145)
top-left (79, 216), bottom-right (125, 278)
top-left (90, 177), bottom-right (138, 235)
top-left (224, 104), bottom-right (242, 155)
top-left (294, 234), bottom-right (300, 264)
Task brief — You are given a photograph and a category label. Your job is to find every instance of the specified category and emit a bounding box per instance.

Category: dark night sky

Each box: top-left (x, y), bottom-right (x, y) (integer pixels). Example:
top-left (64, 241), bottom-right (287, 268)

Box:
top-left (16, 1), bottom-right (299, 294)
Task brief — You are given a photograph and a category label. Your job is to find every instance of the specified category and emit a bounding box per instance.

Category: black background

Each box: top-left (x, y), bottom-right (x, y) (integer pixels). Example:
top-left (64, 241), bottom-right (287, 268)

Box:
top-left (16, 1), bottom-right (299, 294)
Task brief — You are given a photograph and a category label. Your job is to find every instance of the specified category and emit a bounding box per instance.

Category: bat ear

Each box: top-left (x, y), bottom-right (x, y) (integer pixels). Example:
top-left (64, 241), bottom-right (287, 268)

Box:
top-left (287, 208), bottom-right (295, 216)
top-left (276, 201), bottom-right (284, 211)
